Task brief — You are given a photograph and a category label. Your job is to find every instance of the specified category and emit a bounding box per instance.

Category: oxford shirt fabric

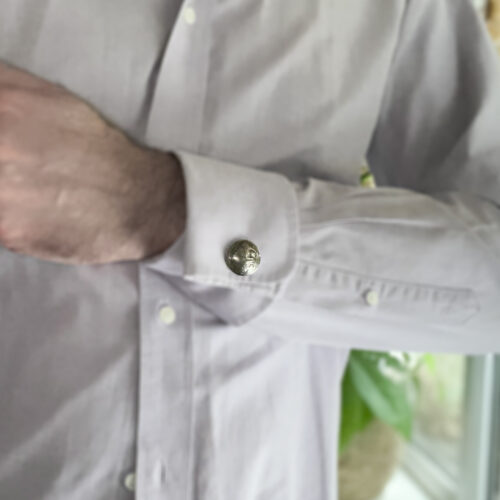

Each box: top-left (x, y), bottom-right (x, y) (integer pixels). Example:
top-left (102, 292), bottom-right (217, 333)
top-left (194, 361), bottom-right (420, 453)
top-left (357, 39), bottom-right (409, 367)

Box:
top-left (1, 0), bottom-right (500, 499)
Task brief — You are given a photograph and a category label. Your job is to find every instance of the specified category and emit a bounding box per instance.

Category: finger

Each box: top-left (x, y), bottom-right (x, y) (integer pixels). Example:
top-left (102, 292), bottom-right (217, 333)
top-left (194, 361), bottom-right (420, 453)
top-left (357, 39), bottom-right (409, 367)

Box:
top-left (0, 59), bottom-right (54, 90)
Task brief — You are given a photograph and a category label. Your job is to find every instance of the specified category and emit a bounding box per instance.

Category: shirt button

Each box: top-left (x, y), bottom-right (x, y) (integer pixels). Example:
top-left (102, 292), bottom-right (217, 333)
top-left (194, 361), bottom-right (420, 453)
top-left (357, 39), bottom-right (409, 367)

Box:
top-left (224, 239), bottom-right (261, 276)
top-left (123, 472), bottom-right (136, 492)
top-left (183, 5), bottom-right (196, 25)
top-left (159, 305), bottom-right (176, 325)
top-left (364, 290), bottom-right (379, 307)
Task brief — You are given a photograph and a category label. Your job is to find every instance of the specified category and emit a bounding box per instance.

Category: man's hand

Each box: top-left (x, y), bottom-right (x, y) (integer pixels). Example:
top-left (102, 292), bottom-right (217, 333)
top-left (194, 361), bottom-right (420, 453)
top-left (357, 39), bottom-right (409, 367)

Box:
top-left (0, 60), bottom-right (186, 265)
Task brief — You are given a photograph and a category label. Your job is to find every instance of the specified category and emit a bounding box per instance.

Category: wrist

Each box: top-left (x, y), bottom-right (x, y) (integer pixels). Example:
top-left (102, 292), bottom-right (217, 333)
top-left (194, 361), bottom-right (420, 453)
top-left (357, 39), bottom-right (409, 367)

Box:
top-left (165, 152), bottom-right (187, 241)
top-left (139, 150), bottom-right (187, 260)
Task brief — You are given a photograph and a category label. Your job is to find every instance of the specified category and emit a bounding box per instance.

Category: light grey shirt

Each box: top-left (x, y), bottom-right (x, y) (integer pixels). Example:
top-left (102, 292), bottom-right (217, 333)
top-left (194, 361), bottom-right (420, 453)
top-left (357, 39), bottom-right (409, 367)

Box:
top-left (1, 0), bottom-right (499, 499)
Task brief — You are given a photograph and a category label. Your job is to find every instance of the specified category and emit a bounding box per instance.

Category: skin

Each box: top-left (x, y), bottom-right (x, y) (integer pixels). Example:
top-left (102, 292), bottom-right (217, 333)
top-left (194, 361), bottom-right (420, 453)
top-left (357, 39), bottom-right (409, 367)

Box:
top-left (0, 60), bottom-right (186, 265)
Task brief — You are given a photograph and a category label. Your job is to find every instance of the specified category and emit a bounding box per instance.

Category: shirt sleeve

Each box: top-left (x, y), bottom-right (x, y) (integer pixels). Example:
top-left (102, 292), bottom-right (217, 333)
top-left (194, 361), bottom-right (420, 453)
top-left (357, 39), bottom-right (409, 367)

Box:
top-left (141, 0), bottom-right (500, 354)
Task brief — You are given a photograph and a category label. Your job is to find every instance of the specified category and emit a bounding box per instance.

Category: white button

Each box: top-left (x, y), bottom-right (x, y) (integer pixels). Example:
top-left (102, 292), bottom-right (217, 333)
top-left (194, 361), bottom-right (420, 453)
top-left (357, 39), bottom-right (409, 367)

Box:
top-left (159, 305), bottom-right (176, 325)
top-left (183, 6), bottom-right (196, 25)
top-left (123, 472), bottom-right (136, 492)
top-left (365, 290), bottom-right (379, 307)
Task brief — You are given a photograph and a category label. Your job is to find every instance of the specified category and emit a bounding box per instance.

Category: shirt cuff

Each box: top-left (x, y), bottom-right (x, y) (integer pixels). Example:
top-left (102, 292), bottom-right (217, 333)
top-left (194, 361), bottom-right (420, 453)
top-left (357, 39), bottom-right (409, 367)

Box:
top-left (141, 150), bottom-right (299, 323)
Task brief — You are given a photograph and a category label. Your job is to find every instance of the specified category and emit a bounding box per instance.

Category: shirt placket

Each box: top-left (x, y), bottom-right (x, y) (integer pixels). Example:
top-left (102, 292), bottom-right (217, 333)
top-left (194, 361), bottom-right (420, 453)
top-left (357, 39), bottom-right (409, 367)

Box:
top-left (135, 268), bottom-right (194, 500)
top-left (135, 1), bottom-right (210, 498)
top-left (145, 0), bottom-right (211, 153)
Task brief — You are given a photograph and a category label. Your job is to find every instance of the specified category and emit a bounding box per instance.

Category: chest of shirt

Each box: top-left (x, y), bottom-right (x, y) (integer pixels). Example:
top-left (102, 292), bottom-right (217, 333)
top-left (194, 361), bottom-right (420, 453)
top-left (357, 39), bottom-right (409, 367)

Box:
top-left (0, 0), bottom-right (404, 184)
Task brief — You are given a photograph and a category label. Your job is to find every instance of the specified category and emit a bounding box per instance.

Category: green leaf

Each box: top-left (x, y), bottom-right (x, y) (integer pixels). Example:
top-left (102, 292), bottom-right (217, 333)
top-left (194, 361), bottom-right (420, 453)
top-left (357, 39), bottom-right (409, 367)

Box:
top-left (377, 352), bottom-right (407, 373)
top-left (339, 367), bottom-right (374, 454)
top-left (422, 353), bottom-right (437, 374)
top-left (348, 351), bottom-right (414, 440)
top-left (413, 353), bottom-right (436, 375)
top-left (412, 372), bottom-right (422, 393)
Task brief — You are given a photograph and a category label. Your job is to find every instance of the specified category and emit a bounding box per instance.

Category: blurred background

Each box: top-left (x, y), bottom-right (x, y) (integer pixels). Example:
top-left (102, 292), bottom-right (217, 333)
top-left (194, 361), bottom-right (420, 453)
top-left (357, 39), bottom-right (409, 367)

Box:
top-left (338, 2), bottom-right (500, 499)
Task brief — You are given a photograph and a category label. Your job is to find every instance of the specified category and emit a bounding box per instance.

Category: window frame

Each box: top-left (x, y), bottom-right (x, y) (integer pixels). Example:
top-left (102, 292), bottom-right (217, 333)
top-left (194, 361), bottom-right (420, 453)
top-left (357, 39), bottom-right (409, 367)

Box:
top-left (397, 355), bottom-right (500, 500)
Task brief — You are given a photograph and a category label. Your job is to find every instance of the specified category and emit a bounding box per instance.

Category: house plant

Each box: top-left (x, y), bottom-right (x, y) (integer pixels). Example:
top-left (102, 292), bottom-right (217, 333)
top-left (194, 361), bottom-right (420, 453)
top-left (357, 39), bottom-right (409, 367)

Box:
top-left (338, 350), bottom-right (434, 500)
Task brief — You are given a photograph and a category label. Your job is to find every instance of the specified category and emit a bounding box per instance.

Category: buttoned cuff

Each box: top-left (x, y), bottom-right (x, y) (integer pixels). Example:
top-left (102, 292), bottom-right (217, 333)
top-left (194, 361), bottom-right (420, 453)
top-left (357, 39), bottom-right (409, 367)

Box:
top-left (142, 150), bottom-right (299, 324)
